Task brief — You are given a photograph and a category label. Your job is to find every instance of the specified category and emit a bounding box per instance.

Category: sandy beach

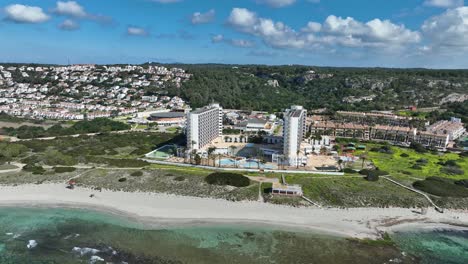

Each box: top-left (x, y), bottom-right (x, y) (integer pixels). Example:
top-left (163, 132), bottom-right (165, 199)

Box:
top-left (0, 183), bottom-right (467, 239)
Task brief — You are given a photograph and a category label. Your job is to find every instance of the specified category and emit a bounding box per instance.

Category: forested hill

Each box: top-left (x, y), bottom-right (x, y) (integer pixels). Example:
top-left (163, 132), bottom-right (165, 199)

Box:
top-left (163, 64), bottom-right (468, 112)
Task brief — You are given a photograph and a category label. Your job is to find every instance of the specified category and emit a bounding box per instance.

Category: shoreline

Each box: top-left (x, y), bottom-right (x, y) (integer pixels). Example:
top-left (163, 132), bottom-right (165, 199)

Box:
top-left (0, 183), bottom-right (467, 239)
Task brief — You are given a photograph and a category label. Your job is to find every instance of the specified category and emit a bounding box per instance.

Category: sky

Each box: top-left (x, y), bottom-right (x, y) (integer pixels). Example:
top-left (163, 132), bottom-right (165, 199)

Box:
top-left (0, 0), bottom-right (467, 68)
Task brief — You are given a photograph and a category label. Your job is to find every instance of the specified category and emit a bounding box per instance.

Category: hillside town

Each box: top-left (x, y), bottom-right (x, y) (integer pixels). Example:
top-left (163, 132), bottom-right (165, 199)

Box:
top-left (0, 64), bottom-right (191, 119)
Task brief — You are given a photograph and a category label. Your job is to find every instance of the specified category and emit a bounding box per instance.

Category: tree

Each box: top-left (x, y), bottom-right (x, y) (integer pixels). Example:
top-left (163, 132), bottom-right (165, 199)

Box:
top-left (360, 153), bottom-right (368, 168)
top-left (207, 147), bottom-right (217, 167)
top-left (229, 145), bottom-right (237, 156)
top-left (296, 150), bottom-right (301, 169)
top-left (194, 154), bottom-right (202, 165)
top-left (338, 159), bottom-right (343, 170)
top-left (320, 146), bottom-right (327, 155)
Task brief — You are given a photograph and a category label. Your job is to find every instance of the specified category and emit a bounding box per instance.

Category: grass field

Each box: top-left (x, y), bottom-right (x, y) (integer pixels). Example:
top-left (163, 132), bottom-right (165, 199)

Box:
top-left (286, 175), bottom-right (429, 208)
top-left (356, 144), bottom-right (468, 180)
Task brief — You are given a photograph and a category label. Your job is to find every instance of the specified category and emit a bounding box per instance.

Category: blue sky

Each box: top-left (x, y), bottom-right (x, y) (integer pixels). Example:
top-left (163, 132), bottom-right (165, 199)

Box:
top-left (0, 0), bottom-right (467, 68)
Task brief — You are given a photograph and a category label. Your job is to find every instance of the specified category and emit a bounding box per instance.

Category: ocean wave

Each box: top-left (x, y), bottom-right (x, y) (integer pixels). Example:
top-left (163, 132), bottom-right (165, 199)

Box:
top-left (26, 240), bottom-right (37, 249)
top-left (72, 246), bottom-right (100, 256)
top-left (89, 255), bottom-right (104, 263)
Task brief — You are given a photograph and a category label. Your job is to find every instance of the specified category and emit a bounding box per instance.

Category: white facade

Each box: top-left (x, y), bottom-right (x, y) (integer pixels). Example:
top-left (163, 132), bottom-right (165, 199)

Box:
top-left (283, 105), bottom-right (307, 166)
top-left (187, 104), bottom-right (223, 151)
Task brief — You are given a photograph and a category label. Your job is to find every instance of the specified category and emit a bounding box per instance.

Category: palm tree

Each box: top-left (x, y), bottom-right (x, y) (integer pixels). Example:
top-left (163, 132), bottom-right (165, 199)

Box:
top-left (360, 153), bottom-right (368, 169)
top-left (191, 150), bottom-right (197, 165)
top-left (337, 159), bottom-right (343, 171)
top-left (207, 147), bottom-right (216, 167)
top-left (296, 150), bottom-right (301, 169)
top-left (189, 140), bottom-right (197, 164)
top-left (229, 145), bottom-right (237, 156)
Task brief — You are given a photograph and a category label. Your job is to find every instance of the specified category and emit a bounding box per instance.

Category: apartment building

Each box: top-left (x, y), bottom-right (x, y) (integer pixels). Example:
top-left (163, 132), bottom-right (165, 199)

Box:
top-left (283, 105), bottom-right (307, 166)
top-left (186, 103), bottom-right (223, 151)
top-left (426, 118), bottom-right (466, 141)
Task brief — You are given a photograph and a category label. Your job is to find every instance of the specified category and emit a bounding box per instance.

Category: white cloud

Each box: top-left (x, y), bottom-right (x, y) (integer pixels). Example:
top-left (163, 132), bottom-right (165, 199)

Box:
top-left (422, 7), bottom-right (468, 49)
top-left (54, 1), bottom-right (87, 18)
top-left (127, 26), bottom-right (149, 36)
top-left (256, 0), bottom-right (296, 8)
top-left (191, 9), bottom-right (215, 24)
top-left (58, 19), bottom-right (79, 30)
top-left (4, 4), bottom-right (50, 23)
top-left (211, 34), bottom-right (254, 48)
top-left (424, 0), bottom-right (464, 8)
top-left (211, 34), bottom-right (224, 43)
top-left (227, 8), bottom-right (420, 51)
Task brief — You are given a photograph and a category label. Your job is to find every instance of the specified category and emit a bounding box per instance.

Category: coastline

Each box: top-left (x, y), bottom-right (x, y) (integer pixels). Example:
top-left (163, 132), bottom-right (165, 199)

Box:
top-left (0, 183), bottom-right (467, 239)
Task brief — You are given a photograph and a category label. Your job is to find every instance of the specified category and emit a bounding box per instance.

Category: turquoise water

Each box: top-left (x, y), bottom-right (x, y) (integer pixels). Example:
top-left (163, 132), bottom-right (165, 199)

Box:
top-left (0, 207), bottom-right (467, 263)
top-left (218, 158), bottom-right (275, 169)
top-left (392, 229), bottom-right (468, 264)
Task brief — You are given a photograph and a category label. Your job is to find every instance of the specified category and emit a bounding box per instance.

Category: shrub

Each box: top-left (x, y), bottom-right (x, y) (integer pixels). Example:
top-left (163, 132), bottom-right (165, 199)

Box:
top-left (205, 172), bottom-right (250, 187)
top-left (400, 153), bottom-right (410, 158)
top-left (53, 167), bottom-right (76, 173)
top-left (118, 177), bottom-right (127, 182)
top-left (410, 142), bottom-right (427, 153)
top-left (359, 169), bottom-right (389, 181)
top-left (22, 164), bottom-right (46, 175)
top-left (343, 168), bottom-right (358, 174)
top-left (411, 164), bottom-right (423, 170)
top-left (173, 176), bottom-right (185, 181)
top-left (366, 174), bottom-right (380, 181)
top-left (416, 158), bottom-right (428, 165)
top-left (413, 177), bottom-right (468, 197)
top-left (441, 166), bottom-right (465, 175)
top-left (444, 160), bottom-right (459, 167)
top-left (130, 171), bottom-right (143, 177)
top-left (455, 179), bottom-right (468, 188)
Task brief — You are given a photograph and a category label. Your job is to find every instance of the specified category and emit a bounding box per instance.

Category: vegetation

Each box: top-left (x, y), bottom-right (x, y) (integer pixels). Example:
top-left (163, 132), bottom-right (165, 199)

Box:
top-left (358, 143), bottom-right (468, 180)
top-left (130, 170), bottom-right (143, 177)
top-left (22, 164), bottom-right (46, 175)
top-left (3, 118), bottom-right (130, 139)
top-left (166, 65), bottom-right (468, 112)
top-left (53, 167), bottom-right (76, 173)
top-left (413, 177), bottom-right (468, 197)
top-left (205, 172), bottom-right (250, 187)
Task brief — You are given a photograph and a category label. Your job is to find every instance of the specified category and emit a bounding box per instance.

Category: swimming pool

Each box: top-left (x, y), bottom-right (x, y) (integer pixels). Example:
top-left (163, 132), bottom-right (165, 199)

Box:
top-left (217, 158), bottom-right (275, 169)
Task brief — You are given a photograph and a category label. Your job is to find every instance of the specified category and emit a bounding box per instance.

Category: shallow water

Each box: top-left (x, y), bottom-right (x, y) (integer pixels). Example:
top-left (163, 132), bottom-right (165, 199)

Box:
top-left (0, 207), bottom-right (466, 263)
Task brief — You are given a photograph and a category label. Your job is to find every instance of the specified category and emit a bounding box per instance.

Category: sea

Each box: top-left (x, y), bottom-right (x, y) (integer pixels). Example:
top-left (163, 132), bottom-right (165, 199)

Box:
top-left (0, 207), bottom-right (467, 264)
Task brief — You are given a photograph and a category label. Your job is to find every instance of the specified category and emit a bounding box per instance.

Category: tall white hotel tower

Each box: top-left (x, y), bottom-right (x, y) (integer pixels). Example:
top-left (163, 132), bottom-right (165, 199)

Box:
top-left (187, 103), bottom-right (223, 151)
top-left (283, 105), bottom-right (307, 166)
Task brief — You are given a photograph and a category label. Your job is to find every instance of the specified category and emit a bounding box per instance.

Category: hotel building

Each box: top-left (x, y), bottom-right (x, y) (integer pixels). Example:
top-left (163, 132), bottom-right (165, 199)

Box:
top-left (186, 103), bottom-right (223, 151)
top-left (283, 105), bottom-right (307, 166)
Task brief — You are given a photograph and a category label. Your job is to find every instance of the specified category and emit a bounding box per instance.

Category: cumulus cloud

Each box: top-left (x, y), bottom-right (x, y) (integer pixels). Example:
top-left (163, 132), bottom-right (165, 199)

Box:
top-left (52, 1), bottom-right (113, 25)
top-left (424, 0), bottom-right (464, 8)
top-left (191, 9), bottom-right (215, 24)
top-left (127, 26), bottom-right (149, 36)
top-left (53, 1), bottom-right (86, 17)
top-left (256, 0), bottom-right (296, 8)
top-left (422, 7), bottom-right (468, 49)
top-left (4, 4), bottom-right (50, 23)
top-left (227, 8), bottom-right (420, 51)
top-left (211, 34), bottom-right (255, 48)
top-left (58, 19), bottom-right (80, 30)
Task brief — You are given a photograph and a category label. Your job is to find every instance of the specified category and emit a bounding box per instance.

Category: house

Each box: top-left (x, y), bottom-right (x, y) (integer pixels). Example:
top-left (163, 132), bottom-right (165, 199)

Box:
top-left (272, 183), bottom-right (303, 196)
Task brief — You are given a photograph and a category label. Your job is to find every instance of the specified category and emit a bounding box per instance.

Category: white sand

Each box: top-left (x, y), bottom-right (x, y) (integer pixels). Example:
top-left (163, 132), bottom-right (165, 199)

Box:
top-left (0, 183), bottom-right (467, 239)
